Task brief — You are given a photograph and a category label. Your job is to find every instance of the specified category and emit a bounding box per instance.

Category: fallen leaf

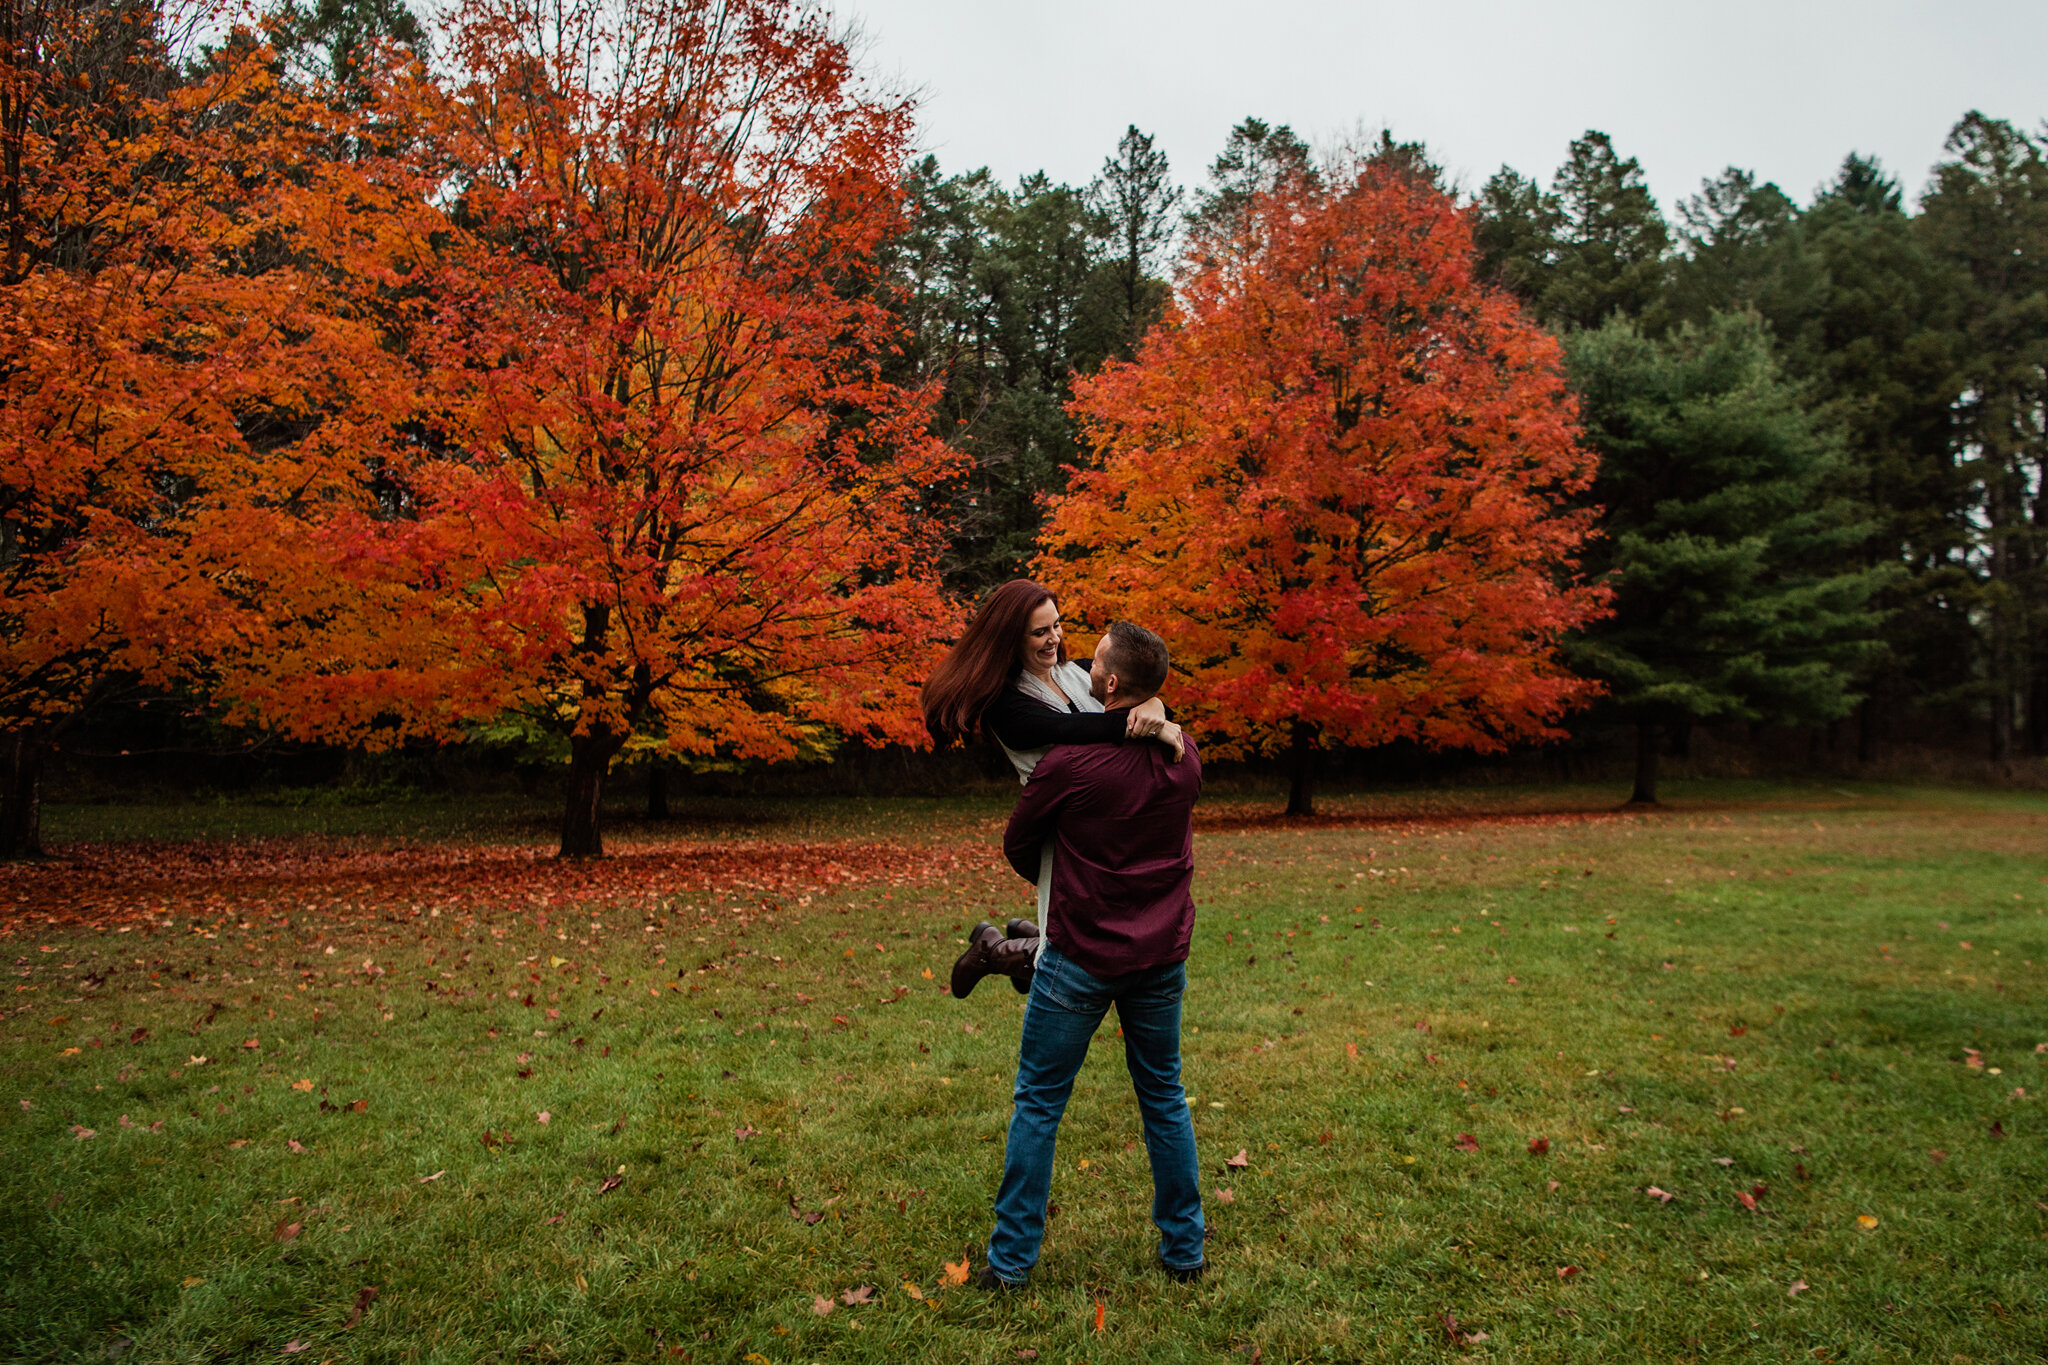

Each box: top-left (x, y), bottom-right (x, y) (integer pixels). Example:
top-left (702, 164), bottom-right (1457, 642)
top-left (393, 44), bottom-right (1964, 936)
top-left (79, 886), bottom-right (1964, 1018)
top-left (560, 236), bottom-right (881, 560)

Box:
top-left (941, 1255), bottom-right (970, 1287)
top-left (812, 1295), bottom-right (833, 1317)
top-left (1712, 1157), bottom-right (1735, 1166)
top-left (1452, 1133), bottom-right (1479, 1153)
top-left (735, 1125), bottom-right (759, 1142)
top-left (1737, 1191), bottom-right (1758, 1211)
top-left (1528, 1136), bottom-right (1550, 1156)
top-left (1557, 1265), bottom-right (1581, 1279)
top-left (901, 1282), bottom-right (924, 1301)
top-left (1647, 1186), bottom-right (1674, 1203)
top-left (1788, 1279), bottom-right (1809, 1298)
top-left (544, 1214), bottom-right (564, 1225)
top-left (1546, 1180), bottom-right (1560, 1192)
top-left (283, 1341), bottom-right (306, 1354)
top-left (229, 1138), bottom-right (250, 1148)
top-left (1225, 1148), bottom-right (1249, 1169)
top-left (273, 1220), bottom-right (302, 1243)
top-left (288, 1139), bottom-right (305, 1154)
top-left (840, 1286), bottom-right (873, 1306)
top-left (1216, 1187), bottom-right (1234, 1204)
top-left (241, 1039), bottom-right (260, 1050)
top-left (349, 1099), bottom-right (368, 1113)
top-left (1989, 1120), bottom-right (2007, 1139)
top-left (1730, 1026), bottom-right (1747, 1037)
top-left (1015, 1353), bottom-right (1037, 1361)
top-left (343, 1285), bottom-right (378, 1329)
top-left (290, 1078), bottom-right (313, 1092)
top-left (419, 1170), bottom-right (445, 1183)
top-left (599, 1174), bottom-right (624, 1194)
top-left (536, 1111), bottom-right (551, 1124)
top-left (17, 1100), bottom-right (29, 1112)
top-left (1094, 1300), bottom-right (1105, 1333)
top-left (1856, 1214), bottom-right (1878, 1230)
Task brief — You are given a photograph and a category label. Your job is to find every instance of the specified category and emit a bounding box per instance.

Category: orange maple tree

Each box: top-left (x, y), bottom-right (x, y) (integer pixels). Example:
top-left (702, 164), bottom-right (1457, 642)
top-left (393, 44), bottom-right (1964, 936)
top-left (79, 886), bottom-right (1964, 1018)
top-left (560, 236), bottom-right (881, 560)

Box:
top-left (223, 0), bottom-right (957, 856)
top-left (1041, 158), bottom-right (1608, 813)
top-left (0, 0), bottom-right (426, 855)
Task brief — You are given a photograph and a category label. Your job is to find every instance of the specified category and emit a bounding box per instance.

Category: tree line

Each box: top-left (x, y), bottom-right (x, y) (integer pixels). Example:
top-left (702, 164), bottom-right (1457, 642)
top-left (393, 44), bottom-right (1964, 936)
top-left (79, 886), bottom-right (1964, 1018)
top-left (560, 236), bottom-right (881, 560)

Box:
top-left (3, 0), bottom-right (2043, 856)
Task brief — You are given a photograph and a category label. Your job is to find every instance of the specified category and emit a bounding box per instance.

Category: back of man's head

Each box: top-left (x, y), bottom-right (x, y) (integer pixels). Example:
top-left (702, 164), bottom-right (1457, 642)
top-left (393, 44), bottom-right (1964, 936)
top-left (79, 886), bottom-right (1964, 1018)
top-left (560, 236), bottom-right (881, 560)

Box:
top-left (1099, 621), bottom-right (1170, 701)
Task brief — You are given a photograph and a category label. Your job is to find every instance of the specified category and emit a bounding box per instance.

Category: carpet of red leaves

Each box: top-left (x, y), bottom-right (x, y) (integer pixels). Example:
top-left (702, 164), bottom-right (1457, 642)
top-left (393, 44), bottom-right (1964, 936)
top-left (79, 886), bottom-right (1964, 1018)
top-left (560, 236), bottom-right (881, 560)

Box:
top-left (0, 837), bottom-right (1003, 936)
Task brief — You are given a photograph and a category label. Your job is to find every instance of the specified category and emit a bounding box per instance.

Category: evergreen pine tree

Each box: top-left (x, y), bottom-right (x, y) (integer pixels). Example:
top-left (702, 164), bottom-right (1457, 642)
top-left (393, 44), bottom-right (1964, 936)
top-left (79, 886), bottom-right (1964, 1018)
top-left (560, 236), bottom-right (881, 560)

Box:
top-left (1565, 312), bottom-right (1886, 802)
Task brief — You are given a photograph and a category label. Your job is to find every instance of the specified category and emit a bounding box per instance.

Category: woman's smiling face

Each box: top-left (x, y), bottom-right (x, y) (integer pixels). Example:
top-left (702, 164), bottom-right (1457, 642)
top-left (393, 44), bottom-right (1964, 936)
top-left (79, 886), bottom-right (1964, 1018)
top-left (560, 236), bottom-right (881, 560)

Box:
top-left (1018, 599), bottom-right (1062, 676)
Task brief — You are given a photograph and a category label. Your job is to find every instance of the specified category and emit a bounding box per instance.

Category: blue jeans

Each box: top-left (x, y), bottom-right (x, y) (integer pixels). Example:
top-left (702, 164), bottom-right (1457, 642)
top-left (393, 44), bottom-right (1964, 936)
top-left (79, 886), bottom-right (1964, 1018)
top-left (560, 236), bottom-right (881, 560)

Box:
top-left (986, 944), bottom-right (1204, 1281)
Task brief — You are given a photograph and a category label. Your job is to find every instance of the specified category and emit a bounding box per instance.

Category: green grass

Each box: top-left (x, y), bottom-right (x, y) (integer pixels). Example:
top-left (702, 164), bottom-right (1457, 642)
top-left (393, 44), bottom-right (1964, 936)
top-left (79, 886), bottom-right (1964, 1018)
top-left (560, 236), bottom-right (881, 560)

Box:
top-left (4, 781), bottom-right (2045, 1363)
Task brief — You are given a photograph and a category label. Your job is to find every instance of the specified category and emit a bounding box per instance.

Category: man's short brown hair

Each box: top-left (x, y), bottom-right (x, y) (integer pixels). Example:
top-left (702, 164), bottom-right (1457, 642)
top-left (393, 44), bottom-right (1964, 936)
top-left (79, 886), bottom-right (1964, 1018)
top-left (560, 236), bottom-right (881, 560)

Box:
top-left (1099, 621), bottom-right (1170, 697)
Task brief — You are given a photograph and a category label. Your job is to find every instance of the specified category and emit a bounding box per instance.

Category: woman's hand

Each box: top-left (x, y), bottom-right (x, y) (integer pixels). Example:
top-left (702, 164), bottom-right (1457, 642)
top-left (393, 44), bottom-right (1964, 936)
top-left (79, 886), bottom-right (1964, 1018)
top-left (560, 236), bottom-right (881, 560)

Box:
top-left (1124, 695), bottom-right (1169, 739)
top-left (1158, 721), bottom-right (1185, 763)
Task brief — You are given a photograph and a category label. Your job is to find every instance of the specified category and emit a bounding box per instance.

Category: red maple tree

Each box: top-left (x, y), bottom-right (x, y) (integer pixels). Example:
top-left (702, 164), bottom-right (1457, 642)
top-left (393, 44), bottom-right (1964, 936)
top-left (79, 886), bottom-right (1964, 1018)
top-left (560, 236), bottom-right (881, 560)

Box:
top-left (0, 0), bottom-right (427, 855)
top-left (1041, 158), bottom-right (1608, 813)
top-left (225, 0), bottom-right (957, 856)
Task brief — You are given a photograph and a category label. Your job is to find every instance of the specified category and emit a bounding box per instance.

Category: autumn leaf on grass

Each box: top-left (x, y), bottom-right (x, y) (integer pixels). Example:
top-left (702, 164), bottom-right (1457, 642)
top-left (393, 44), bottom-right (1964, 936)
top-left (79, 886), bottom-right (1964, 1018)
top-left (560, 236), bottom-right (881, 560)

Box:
top-left (1225, 1148), bottom-right (1249, 1170)
top-left (1646, 1186), bottom-right (1674, 1204)
top-left (287, 1139), bottom-right (305, 1154)
top-left (812, 1295), bottom-right (833, 1317)
top-left (283, 1341), bottom-right (306, 1354)
top-left (787, 1195), bottom-right (824, 1226)
top-left (941, 1255), bottom-right (971, 1287)
top-left (289, 1078), bottom-right (313, 1092)
top-left (1557, 1265), bottom-right (1581, 1280)
top-left (901, 1282), bottom-right (925, 1301)
top-left (840, 1286), bottom-right (874, 1306)
top-left (735, 1125), bottom-right (759, 1142)
top-left (1788, 1280), bottom-right (1809, 1298)
top-left (1441, 1313), bottom-right (1488, 1347)
top-left (418, 1170), bottom-right (445, 1184)
top-left (536, 1111), bottom-right (551, 1125)
top-left (599, 1174), bottom-right (623, 1194)
top-left (1929, 1149), bottom-right (1946, 1163)
top-left (1094, 1301), bottom-right (1105, 1333)
top-left (273, 1220), bottom-right (302, 1243)
top-left (1345, 1042), bottom-right (1358, 1059)
top-left (1216, 1187), bottom-right (1234, 1204)
top-left (1736, 1191), bottom-right (1758, 1211)
top-left (1856, 1215), bottom-right (1878, 1230)
top-left (1452, 1133), bottom-right (1480, 1153)
top-left (70, 1125), bottom-right (95, 1140)
top-left (343, 1286), bottom-right (378, 1329)
top-left (1527, 1136), bottom-right (1550, 1156)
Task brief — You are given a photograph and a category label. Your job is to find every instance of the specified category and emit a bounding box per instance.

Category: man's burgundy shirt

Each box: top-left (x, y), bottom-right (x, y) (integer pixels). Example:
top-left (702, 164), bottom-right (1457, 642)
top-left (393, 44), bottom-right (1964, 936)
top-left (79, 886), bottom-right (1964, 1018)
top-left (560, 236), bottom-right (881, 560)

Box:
top-left (1004, 736), bottom-right (1201, 977)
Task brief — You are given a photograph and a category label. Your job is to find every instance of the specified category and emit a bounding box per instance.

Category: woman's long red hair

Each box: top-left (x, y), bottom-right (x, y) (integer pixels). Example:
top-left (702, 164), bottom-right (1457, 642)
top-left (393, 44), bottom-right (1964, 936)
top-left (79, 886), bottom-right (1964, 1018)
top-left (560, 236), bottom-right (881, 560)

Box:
top-left (922, 579), bottom-right (1067, 745)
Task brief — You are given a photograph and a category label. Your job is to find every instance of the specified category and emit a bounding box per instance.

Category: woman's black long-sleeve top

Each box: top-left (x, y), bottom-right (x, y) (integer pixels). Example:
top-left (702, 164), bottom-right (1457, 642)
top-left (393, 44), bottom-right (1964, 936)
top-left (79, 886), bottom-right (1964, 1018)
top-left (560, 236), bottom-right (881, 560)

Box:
top-left (981, 661), bottom-right (1167, 752)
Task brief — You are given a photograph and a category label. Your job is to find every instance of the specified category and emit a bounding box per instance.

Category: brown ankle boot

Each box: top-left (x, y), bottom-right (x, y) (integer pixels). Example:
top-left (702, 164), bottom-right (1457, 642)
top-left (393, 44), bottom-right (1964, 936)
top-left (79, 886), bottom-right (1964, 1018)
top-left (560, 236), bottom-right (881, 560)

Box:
top-left (992, 934), bottom-right (1038, 995)
top-left (1006, 918), bottom-right (1040, 940)
top-left (950, 922), bottom-right (1006, 999)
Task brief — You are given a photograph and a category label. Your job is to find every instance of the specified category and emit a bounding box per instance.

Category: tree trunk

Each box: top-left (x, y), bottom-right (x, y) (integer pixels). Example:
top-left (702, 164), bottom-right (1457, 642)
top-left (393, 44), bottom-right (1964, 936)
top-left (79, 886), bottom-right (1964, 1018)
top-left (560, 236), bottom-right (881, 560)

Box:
top-left (1990, 688), bottom-right (2013, 764)
top-left (1628, 721), bottom-right (1660, 805)
top-left (560, 729), bottom-right (627, 859)
top-left (1, 734), bottom-right (48, 859)
top-left (1857, 698), bottom-right (1876, 765)
top-left (1285, 723), bottom-right (1318, 817)
top-left (2030, 671), bottom-right (2048, 757)
top-left (645, 760), bottom-right (669, 820)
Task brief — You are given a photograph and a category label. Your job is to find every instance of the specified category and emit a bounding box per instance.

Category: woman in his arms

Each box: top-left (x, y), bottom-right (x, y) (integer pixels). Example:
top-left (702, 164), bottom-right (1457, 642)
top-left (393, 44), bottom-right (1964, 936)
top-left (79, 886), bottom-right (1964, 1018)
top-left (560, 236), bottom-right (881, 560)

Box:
top-left (920, 579), bottom-right (1184, 995)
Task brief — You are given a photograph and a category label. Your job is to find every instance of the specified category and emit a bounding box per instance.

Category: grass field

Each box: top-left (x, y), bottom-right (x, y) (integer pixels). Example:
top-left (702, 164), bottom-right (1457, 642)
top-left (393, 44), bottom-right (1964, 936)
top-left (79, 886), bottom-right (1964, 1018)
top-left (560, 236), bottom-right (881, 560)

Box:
top-left (3, 780), bottom-right (2044, 1363)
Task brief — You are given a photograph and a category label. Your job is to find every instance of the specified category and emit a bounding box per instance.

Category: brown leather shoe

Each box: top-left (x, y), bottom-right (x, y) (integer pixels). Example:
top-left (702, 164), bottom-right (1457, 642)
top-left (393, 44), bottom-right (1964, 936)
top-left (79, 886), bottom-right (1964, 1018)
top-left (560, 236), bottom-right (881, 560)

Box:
top-left (950, 922), bottom-right (1006, 999)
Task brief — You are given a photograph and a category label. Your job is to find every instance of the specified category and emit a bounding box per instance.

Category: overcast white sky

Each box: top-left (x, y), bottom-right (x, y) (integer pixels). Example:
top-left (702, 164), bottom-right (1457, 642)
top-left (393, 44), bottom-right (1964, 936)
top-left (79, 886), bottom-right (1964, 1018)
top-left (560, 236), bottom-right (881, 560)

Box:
top-left (835, 0), bottom-right (2046, 216)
